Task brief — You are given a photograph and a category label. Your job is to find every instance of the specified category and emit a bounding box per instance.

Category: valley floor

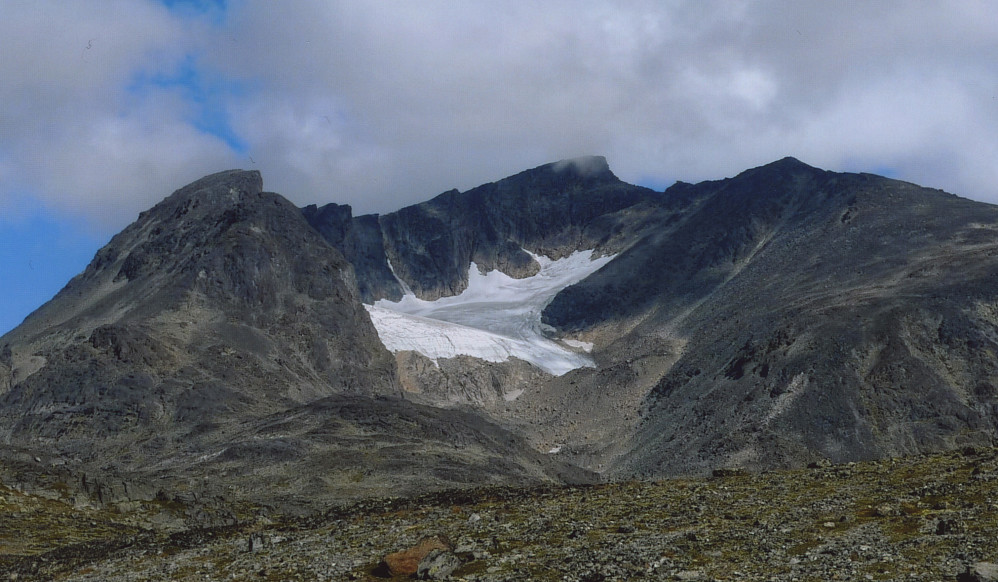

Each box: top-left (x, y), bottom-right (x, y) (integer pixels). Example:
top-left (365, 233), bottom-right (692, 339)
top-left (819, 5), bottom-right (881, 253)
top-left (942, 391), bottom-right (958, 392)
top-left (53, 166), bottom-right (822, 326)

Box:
top-left (3, 447), bottom-right (998, 581)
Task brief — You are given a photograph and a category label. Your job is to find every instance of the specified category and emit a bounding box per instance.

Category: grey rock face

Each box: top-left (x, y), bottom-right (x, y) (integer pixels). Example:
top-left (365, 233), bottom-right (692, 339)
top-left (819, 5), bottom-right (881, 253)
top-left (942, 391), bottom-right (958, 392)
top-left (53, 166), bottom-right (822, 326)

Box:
top-left (6, 156), bottom-right (998, 511)
top-left (0, 170), bottom-right (402, 505)
top-left (0, 343), bottom-right (11, 395)
top-left (417, 548), bottom-right (462, 579)
top-left (305, 156), bottom-right (661, 302)
top-left (301, 204), bottom-right (404, 302)
top-left (572, 158), bottom-right (998, 477)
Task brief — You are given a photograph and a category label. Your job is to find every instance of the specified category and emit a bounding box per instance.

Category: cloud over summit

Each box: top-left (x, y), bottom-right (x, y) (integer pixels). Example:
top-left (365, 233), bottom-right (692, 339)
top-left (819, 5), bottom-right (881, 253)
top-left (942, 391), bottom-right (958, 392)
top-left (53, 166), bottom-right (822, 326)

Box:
top-left (3, 1), bottom-right (998, 236)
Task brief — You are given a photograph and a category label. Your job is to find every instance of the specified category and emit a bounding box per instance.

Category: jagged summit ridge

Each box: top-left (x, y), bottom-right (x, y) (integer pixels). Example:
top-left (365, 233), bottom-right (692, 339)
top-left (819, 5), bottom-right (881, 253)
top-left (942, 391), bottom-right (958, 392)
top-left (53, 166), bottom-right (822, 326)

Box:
top-left (305, 156), bottom-right (658, 303)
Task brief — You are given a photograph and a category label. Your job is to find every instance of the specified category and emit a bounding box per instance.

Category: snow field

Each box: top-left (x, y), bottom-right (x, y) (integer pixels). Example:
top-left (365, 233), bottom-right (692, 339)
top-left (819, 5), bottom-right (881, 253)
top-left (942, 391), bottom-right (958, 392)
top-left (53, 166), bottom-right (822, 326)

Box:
top-left (364, 250), bottom-right (613, 376)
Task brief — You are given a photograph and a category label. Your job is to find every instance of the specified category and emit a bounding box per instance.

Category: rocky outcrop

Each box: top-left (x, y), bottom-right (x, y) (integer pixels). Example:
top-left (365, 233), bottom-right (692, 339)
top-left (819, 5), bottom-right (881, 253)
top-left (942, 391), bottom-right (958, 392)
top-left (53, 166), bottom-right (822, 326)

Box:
top-left (378, 535), bottom-right (452, 577)
top-left (305, 156), bottom-right (660, 301)
top-left (0, 343), bottom-right (11, 395)
top-left (394, 351), bottom-right (548, 410)
top-left (301, 203), bottom-right (404, 302)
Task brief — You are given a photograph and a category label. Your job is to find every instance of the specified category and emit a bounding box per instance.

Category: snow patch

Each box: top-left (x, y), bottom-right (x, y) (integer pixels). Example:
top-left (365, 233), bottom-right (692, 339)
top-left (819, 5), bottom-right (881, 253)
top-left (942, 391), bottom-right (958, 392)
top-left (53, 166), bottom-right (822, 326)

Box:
top-left (365, 250), bottom-right (614, 376)
top-left (561, 339), bottom-right (594, 352)
top-left (386, 258), bottom-right (415, 296)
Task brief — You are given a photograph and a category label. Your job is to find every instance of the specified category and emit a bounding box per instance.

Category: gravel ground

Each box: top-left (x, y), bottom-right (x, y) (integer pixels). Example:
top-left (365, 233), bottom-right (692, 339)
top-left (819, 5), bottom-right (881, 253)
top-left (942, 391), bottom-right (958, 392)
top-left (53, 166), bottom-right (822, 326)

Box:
top-left (4, 446), bottom-right (998, 581)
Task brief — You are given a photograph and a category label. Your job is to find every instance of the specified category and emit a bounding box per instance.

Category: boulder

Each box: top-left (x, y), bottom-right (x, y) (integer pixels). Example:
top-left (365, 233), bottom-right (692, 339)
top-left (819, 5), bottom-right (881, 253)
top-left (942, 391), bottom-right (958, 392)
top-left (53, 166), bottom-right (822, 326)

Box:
top-left (379, 535), bottom-right (452, 578)
top-left (958, 562), bottom-right (998, 582)
top-left (416, 548), bottom-right (462, 580)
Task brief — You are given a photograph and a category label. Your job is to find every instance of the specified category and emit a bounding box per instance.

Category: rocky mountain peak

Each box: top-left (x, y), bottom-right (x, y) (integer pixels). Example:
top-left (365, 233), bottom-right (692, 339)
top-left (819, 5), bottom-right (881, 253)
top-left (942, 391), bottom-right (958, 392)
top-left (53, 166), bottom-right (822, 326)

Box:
top-left (550, 155), bottom-right (612, 178)
top-left (159, 169), bottom-right (263, 211)
top-left (494, 156), bottom-right (618, 195)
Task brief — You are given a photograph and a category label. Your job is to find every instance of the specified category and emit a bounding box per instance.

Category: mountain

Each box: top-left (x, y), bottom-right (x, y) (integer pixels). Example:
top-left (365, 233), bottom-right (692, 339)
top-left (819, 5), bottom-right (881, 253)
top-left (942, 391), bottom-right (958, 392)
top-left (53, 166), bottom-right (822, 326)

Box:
top-left (3, 156), bottom-right (998, 512)
top-left (548, 158), bottom-right (998, 475)
top-left (0, 169), bottom-right (591, 511)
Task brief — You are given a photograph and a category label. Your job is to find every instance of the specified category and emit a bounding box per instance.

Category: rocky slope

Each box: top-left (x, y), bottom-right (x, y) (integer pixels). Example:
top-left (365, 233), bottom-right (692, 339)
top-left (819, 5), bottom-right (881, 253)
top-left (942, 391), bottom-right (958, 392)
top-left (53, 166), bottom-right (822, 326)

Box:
top-left (590, 159), bottom-right (998, 476)
top-left (0, 170), bottom-right (586, 511)
top-left (3, 446), bottom-right (998, 581)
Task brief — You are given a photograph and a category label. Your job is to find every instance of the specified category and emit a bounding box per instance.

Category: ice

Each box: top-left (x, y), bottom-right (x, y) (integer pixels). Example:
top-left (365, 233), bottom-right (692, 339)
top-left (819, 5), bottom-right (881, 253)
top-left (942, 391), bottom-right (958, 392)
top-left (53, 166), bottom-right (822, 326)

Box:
top-left (365, 249), bottom-right (614, 376)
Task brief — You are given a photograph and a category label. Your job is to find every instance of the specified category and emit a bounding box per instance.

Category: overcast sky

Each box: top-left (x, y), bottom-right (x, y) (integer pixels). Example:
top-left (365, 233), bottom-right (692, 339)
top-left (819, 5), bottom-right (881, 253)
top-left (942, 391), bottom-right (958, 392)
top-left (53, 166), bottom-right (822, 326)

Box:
top-left (3, 0), bottom-right (998, 334)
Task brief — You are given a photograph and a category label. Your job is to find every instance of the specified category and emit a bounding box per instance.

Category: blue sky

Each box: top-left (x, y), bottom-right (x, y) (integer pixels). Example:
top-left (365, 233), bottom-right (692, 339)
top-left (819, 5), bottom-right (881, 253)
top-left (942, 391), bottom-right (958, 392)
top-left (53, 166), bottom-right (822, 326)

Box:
top-left (0, 213), bottom-right (103, 334)
top-left (3, 1), bottom-right (998, 336)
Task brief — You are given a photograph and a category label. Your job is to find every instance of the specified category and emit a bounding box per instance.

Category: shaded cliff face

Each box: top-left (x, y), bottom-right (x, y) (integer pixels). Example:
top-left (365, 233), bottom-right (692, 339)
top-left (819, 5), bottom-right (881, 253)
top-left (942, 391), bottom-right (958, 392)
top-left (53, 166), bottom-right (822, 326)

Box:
top-left (301, 203), bottom-right (402, 302)
top-left (304, 156), bottom-right (664, 302)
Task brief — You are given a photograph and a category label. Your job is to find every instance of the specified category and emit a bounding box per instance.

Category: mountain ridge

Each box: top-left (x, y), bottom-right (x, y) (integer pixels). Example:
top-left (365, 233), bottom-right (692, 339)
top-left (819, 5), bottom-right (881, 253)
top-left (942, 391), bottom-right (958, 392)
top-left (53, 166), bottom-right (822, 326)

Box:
top-left (4, 156), bottom-right (998, 511)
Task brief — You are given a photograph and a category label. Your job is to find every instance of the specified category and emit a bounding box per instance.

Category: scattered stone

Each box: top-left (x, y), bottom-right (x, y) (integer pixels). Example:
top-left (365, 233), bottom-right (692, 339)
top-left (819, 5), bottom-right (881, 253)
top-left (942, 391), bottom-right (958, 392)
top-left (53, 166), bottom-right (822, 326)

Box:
top-left (417, 548), bottom-right (462, 580)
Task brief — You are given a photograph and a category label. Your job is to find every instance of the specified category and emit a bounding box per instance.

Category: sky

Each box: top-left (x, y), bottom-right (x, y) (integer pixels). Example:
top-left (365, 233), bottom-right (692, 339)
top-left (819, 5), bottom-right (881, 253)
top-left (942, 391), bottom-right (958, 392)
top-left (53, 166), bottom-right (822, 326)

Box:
top-left (2, 1), bottom-right (998, 335)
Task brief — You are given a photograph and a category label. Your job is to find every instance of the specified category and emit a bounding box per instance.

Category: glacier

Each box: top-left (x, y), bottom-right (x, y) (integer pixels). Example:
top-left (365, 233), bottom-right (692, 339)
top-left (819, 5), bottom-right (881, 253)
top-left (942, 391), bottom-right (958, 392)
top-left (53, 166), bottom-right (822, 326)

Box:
top-left (364, 250), bottom-right (614, 376)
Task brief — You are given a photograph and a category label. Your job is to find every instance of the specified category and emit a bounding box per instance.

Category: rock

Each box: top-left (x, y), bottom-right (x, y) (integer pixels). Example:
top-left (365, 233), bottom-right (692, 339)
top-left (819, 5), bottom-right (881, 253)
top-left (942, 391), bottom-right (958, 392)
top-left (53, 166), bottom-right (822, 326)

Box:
top-left (958, 562), bottom-right (998, 582)
top-left (247, 533), bottom-right (265, 552)
top-left (936, 518), bottom-right (965, 535)
top-left (379, 535), bottom-right (452, 578)
top-left (416, 548), bottom-right (462, 580)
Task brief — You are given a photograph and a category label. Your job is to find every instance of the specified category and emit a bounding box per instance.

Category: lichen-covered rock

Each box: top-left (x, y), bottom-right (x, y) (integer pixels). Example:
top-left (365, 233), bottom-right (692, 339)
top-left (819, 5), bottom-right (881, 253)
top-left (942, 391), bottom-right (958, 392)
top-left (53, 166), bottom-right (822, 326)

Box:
top-left (380, 535), bottom-right (452, 577)
top-left (416, 548), bottom-right (462, 580)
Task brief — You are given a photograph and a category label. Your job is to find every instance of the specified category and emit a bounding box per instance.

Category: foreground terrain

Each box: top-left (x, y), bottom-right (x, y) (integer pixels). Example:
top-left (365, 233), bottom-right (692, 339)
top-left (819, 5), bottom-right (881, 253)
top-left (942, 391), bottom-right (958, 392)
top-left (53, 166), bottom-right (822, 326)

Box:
top-left (3, 447), bottom-right (997, 581)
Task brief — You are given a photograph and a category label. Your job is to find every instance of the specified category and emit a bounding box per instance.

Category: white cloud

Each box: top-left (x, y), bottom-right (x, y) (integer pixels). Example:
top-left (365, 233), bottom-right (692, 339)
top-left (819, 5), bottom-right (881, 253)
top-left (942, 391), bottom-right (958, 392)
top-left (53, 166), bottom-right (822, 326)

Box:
top-left (0, 1), bottom-right (242, 231)
top-left (3, 0), bottom-right (998, 233)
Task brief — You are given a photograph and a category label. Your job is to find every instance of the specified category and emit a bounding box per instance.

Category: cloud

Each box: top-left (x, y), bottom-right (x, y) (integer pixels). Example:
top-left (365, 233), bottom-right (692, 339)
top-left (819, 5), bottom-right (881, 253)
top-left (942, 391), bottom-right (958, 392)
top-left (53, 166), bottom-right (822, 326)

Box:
top-left (0, 1), bottom-right (239, 233)
top-left (3, 0), bottom-right (998, 235)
